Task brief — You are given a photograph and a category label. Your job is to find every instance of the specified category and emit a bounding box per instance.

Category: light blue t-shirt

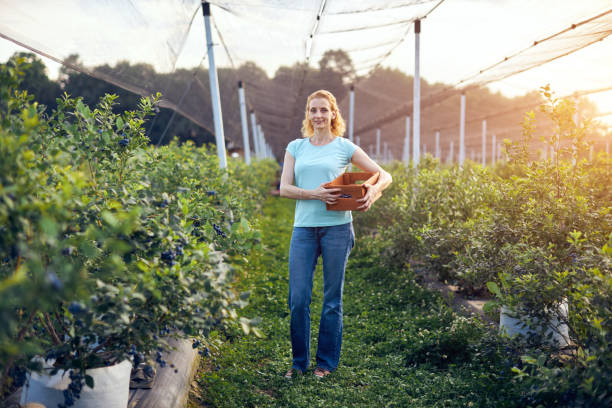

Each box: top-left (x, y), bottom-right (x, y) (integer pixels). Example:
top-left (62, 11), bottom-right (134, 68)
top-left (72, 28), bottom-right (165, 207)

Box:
top-left (286, 136), bottom-right (358, 227)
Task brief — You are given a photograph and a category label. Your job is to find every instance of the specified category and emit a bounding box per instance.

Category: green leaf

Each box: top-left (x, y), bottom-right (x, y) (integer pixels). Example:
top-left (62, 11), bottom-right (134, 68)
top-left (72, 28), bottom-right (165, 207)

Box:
top-left (486, 281), bottom-right (502, 299)
top-left (482, 300), bottom-right (499, 314)
top-left (85, 375), bottom-right (94, 389)
top-left (40, 216), bottom-right (58, 238)
top-left (101, 211), bottom-right (118, 228)
top-left (521, 355), bottom-right (537, 365)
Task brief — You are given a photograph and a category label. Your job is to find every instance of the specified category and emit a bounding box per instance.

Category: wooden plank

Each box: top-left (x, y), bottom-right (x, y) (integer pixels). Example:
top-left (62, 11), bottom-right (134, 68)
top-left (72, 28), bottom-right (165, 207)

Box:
top-left (128, 338), bottom-right (200, 408)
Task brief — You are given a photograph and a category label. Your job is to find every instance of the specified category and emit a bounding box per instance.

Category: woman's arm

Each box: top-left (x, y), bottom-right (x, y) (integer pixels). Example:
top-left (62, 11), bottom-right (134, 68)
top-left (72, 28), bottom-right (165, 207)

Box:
top-left (350, 147), bottom-right (393, 211)
top-left (279, 151), bottom-right (341, 204)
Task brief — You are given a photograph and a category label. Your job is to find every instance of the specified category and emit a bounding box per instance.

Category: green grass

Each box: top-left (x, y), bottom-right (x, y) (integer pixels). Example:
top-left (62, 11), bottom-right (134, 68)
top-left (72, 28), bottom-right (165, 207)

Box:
top-left (189, 196), bottom-right (523, 408)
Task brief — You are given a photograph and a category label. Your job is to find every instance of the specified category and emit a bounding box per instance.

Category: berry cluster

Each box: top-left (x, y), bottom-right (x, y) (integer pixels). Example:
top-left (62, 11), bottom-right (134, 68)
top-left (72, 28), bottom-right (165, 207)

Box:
top-left (191, 215), bottom-right (201, 227)
top-left (128, 345), bottom-right (144, 366)
top-left (155, 350), bottom-right (167, 368)
top-left (8, 364), bottom-right (26, 388)
top-left (161, 243), bottom-right (184, 267)
top-left (212, 223), bottom-right (227, 238)
top-left (161, 250), bottom-right (176, 266)
top-left (68, 301), bottom-right (86, 315)
top-left (57, 370), bottom-right (84, 408)
top-left (118, 133), bottom-right (129, 147)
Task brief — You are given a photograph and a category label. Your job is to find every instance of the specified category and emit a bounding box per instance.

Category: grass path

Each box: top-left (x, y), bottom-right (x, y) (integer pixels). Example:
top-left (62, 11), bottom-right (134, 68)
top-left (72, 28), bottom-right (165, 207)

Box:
top-left (188, 196), bottom-right (522, 407)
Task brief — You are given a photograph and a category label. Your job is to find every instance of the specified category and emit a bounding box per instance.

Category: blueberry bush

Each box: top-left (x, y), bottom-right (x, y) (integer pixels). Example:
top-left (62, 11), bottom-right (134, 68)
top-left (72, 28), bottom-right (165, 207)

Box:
top-left (360, 88), bottom-right (611, 406)
top-left (0, 56), bottom-right (277, 402)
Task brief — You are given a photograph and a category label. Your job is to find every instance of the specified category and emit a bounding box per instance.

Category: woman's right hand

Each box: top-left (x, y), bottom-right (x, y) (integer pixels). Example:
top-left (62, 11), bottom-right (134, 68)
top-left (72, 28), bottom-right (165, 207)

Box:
top-left (313, 183), bottom-right (341, 205)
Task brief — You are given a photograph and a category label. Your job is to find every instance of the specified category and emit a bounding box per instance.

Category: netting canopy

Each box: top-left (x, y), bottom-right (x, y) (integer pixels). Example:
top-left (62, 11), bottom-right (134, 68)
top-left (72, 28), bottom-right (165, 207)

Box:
top-left (1, 0), bottom-right (611, 160)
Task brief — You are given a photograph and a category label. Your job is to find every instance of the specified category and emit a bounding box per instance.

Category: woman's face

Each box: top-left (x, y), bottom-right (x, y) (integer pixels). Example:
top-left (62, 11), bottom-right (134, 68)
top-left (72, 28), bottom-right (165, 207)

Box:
top-left (308, 97), bottom-right (336, 132)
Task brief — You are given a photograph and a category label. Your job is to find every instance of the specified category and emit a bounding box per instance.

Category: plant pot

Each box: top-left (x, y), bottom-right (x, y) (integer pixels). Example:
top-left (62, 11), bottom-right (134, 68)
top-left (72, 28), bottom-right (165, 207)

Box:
top-left (499, 300), bottom-right (570, 347)
top-left (323, 172), bottom-right (381, 211)
top-left (20, 359), bottom-right (132, 408)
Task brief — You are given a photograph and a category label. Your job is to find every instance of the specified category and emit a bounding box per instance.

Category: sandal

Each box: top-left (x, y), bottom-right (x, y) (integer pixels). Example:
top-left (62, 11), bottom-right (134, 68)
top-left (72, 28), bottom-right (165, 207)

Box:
top-left (313, 367), bottom-right (331, 378)
top-left (284, 368), bottom-right (301, 379)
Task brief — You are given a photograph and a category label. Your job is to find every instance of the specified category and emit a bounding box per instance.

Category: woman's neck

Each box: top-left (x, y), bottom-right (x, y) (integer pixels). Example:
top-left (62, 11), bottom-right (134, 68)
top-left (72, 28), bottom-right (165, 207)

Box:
top-left (310, 129), bottom-right (334, 145)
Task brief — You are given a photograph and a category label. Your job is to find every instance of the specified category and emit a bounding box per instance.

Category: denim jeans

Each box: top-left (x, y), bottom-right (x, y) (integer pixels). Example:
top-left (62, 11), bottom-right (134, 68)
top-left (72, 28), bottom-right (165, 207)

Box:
top-left (288, 222), bottom-right (355, 372)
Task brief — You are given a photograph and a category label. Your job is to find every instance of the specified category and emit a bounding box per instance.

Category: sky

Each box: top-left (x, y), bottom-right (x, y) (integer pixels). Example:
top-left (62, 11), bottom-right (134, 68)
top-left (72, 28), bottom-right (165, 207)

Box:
top-left (1, 0), bottom-right (611, 128)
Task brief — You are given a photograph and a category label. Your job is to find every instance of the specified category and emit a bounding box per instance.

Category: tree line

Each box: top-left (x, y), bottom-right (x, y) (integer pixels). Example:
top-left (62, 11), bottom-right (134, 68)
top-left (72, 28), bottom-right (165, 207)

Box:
top-left (4, 50), bottom-right (603, 161)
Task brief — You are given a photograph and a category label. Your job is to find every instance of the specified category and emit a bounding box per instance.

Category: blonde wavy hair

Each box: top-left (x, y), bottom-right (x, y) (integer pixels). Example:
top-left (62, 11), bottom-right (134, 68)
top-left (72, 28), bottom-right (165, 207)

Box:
top-left (300, 90), bottom-right (346, 138)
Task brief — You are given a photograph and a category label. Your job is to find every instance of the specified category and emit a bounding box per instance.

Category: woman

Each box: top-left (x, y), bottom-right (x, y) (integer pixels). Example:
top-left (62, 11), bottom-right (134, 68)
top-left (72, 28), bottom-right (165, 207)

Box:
top-left (279, 89), bottom-right (392, 378)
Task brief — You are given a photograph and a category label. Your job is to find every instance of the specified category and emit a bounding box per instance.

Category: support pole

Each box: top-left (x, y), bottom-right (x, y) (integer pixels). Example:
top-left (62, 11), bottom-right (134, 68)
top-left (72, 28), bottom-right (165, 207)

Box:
top-left (249, 111), bottom-right (259, 159)
top-left (383, 141), bottom-right (388, 163)
top-left (412, 19), bottom-right (421, 166)
top-left (356, 136), bottom-right (360, 147)
top-left (403, 116), bottom-right (411, 165)
top-left (257, 124), bottom-right (264, 159)
top-left (349, 84), bottom-right (355, 143)
top-left (202, 1), bottom-right (227, 169)
top-left (459, 92), bottom-right (466, 165)
top-left (449, 140), bottom-right (454, 163)
top-left (237, 81), bottom-right (251, 165)
top-left (435, 131), bottom-right (440, 159)
top-left (481, 119), bottom-right (487, 166)
top-left (376, 129), bottom-right (381, 160)
top-left (491, 133), bottom-right (496, 166)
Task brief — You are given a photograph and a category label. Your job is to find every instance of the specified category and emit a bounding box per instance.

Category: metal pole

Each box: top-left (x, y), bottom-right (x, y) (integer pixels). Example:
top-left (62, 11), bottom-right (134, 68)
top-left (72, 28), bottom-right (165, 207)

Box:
top-left (369, 145), bottom-right (373, 157)
top-left (356, 136), bottom-right (360, 147)
top-left (491, 134), bottom-right (496, 166)
top-left (383, 141), bottom-right (388, 163)
top-left (202, 1), bottom-right (227, 169)
top-left (435, 131), bottom-right (440, 159)
top-left (449, 140), bottom-right (454, 163)
top-left (260, 120), bottom-right (265, 159)
top-left (403, 116), bottom-right (410, 165)
top-left (261, 130), bottom-right (267, 159)
top-left (237, 81), bottom-right (251, 165)
top-left (459, 92), bottom-right (466, 165)
top-left (249, 111), bottom-right (259, 159)
top-left (376, 129), bottom-right (381, 160)
top-left (423, 144), bottom-right (427, 156)
top-left (481, 119), bottom-right (486, 166)
top-left (412, 19), bottom-right (421, 166)
top-left (349, 84), bottom-right (355, 143)
top-left (257, 124), bottom-right (263, 159)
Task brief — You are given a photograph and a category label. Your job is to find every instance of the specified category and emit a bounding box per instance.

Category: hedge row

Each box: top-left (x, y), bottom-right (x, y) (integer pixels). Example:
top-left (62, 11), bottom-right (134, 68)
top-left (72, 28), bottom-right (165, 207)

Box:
top-left (0, 57), bottom-right (278, 401)
top-left (357, 91), bottom-right (611, 405)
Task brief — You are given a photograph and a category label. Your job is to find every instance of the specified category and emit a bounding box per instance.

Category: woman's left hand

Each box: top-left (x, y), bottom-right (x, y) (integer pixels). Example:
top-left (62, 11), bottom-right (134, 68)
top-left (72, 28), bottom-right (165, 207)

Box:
top-left (356, 183), bottom-right (380, 211)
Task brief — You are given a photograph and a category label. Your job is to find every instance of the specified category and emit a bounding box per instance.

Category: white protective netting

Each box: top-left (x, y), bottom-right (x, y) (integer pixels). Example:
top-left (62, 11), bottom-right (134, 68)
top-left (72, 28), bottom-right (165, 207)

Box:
top-left (1, 0), bottom-right (611, 160)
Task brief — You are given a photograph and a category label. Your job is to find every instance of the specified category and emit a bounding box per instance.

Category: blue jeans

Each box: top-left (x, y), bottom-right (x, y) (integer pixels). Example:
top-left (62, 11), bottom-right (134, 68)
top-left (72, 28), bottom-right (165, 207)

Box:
top-left (288, 222), bottom-right (355, 372)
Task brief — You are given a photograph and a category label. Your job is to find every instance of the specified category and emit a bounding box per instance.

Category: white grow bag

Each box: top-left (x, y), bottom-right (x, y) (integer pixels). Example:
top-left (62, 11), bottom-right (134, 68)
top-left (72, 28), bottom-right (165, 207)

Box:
top-left (499, 300), bottom-right (570, 347)
top-left (20, 359), bottom-right (132, 408)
